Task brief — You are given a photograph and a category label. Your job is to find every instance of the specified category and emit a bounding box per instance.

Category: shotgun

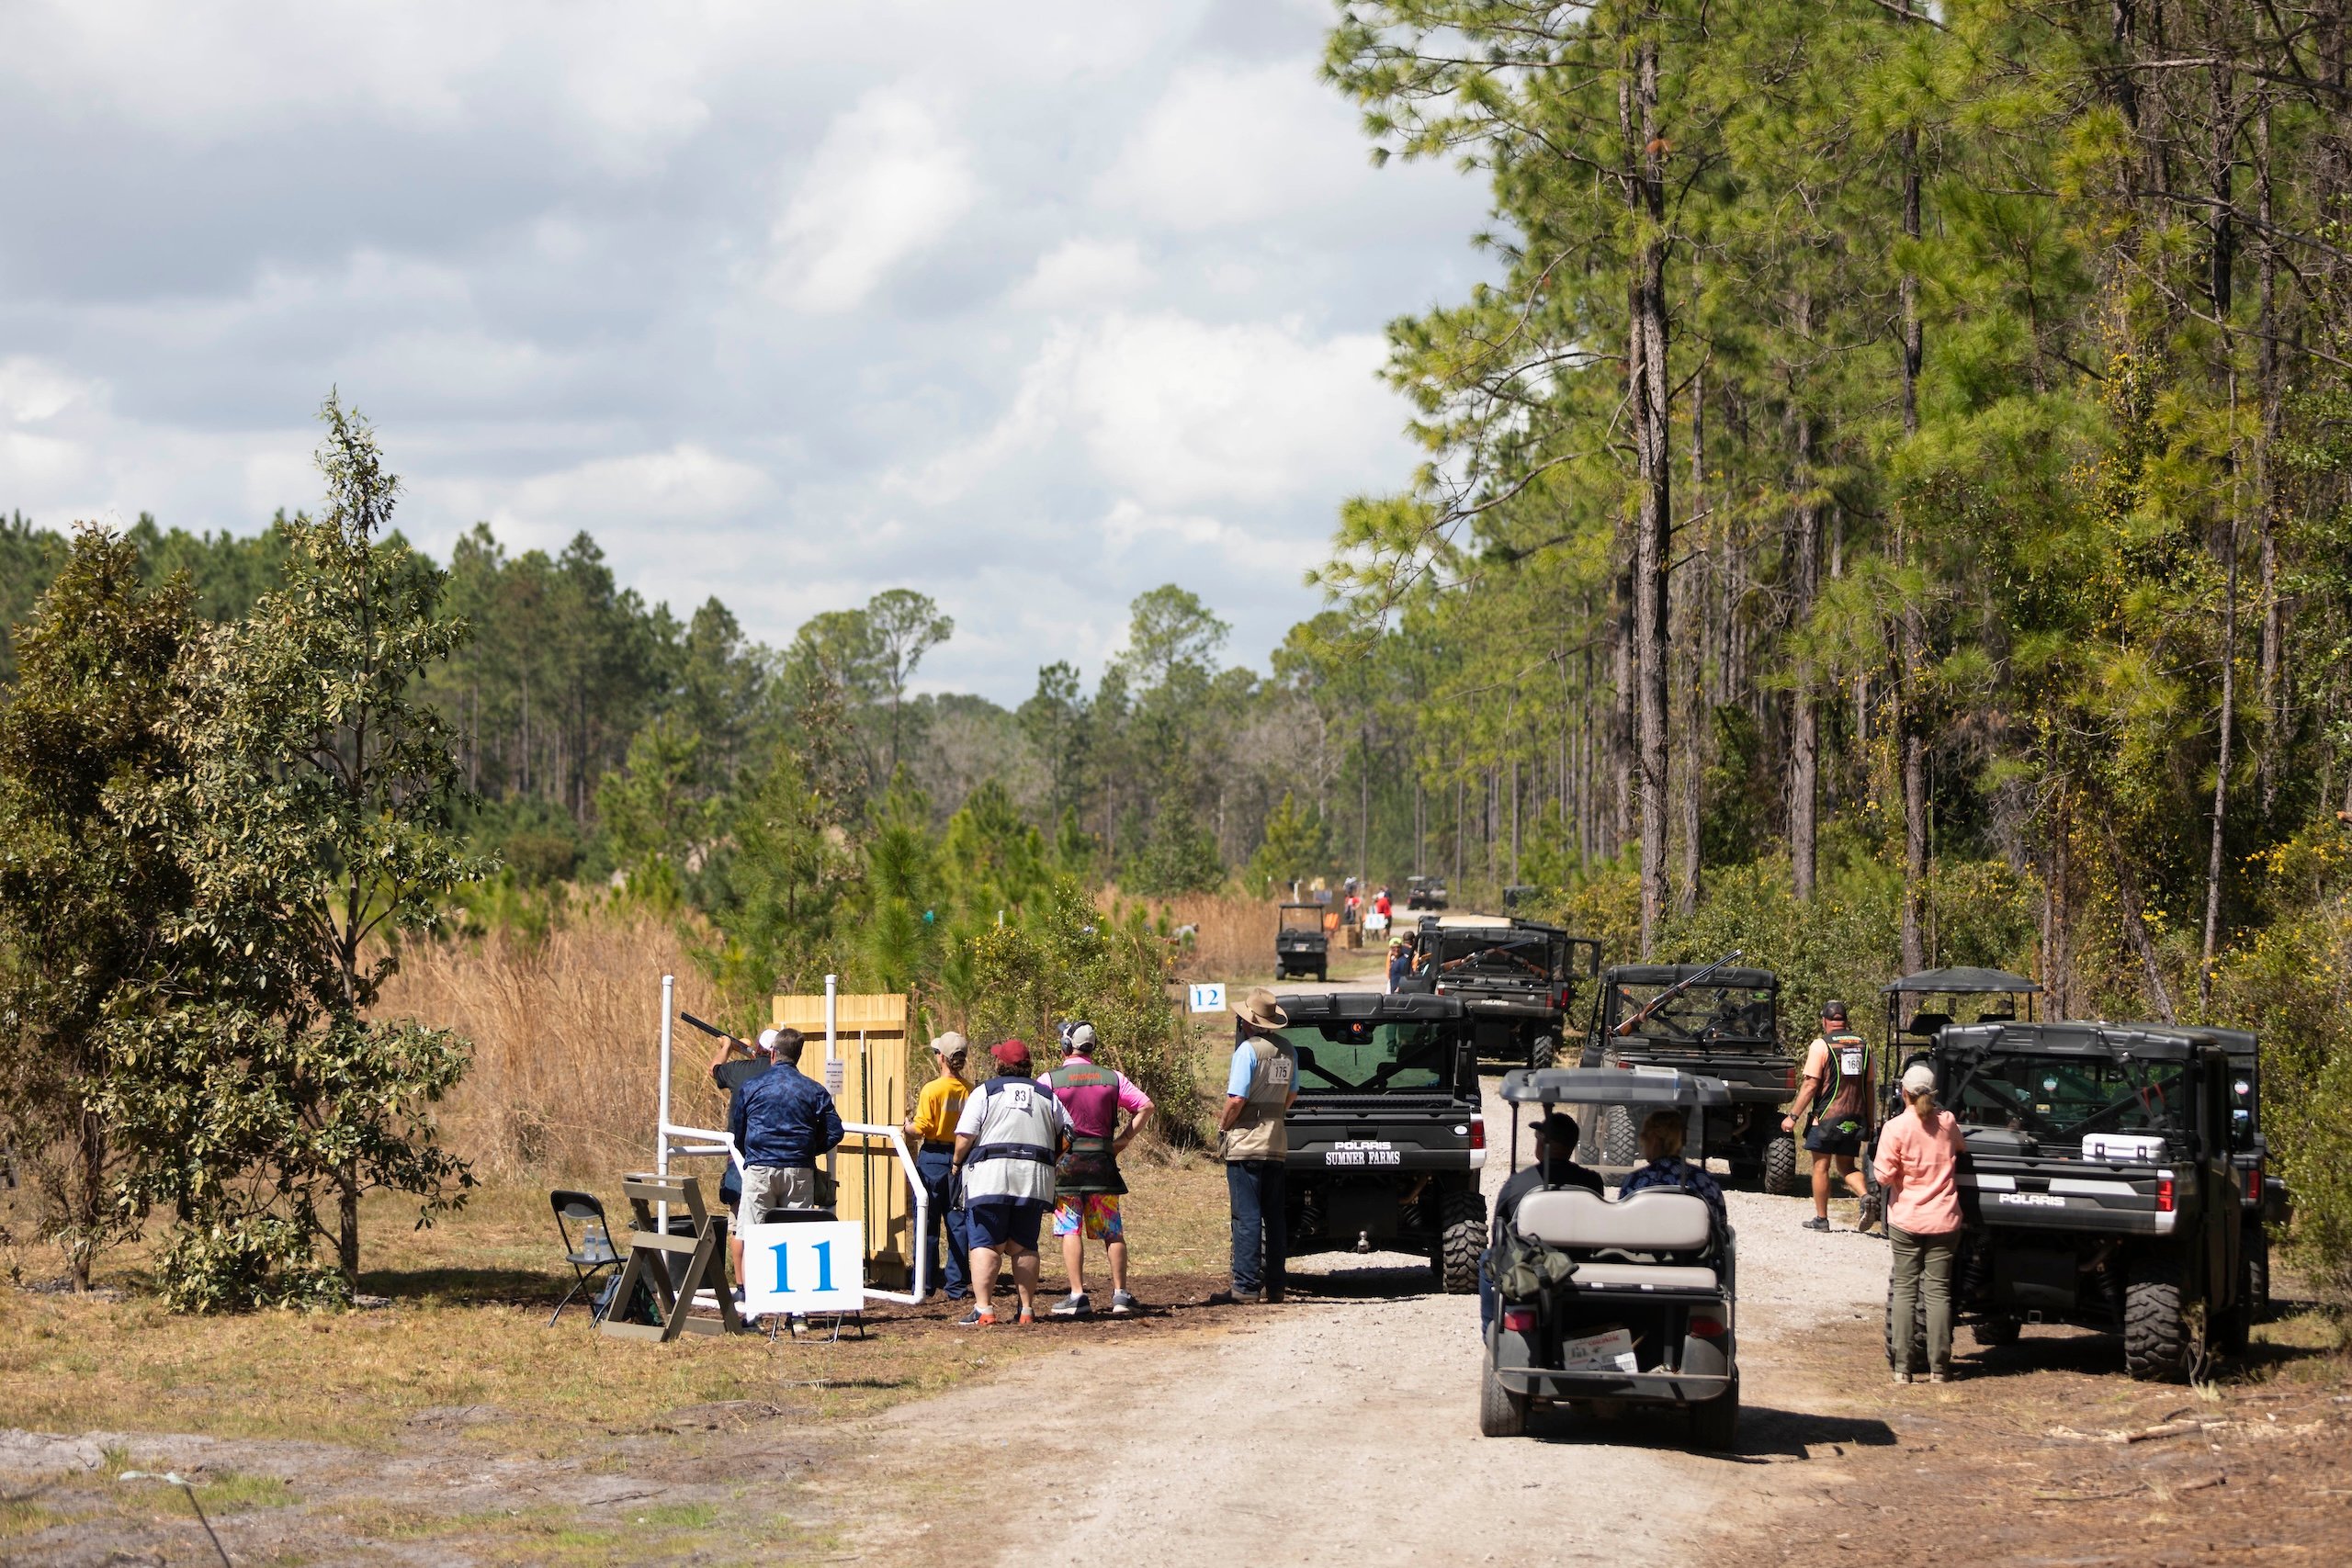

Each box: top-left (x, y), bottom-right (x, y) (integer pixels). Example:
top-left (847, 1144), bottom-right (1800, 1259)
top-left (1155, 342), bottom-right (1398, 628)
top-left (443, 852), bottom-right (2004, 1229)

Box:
top-left (1612, 950), bottom-right (1745, 1037)
top-left (678, 1010), bottom-right (757, 1055)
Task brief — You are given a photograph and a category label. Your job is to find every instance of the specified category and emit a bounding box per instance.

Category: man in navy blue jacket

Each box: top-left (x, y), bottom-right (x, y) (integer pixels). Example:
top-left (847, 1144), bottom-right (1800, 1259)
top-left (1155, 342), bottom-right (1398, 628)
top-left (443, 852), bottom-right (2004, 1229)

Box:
top-left (727, 1030), bottom-right (844, 1283)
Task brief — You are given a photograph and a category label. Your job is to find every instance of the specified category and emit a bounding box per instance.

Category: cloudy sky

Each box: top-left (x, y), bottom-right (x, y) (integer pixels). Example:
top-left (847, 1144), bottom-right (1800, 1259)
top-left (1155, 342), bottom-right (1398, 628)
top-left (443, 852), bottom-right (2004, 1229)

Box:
top-left (0, 1), bottom-right (1489, 703)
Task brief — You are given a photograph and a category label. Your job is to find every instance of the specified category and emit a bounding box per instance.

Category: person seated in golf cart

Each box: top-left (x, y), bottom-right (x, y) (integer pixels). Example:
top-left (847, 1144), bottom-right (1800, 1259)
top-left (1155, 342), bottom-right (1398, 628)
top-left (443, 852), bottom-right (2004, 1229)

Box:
top-left (1479, 1110), bottom-right (1605, 1334)
top-left (1620, 1109), bottom-right (1727, 1226)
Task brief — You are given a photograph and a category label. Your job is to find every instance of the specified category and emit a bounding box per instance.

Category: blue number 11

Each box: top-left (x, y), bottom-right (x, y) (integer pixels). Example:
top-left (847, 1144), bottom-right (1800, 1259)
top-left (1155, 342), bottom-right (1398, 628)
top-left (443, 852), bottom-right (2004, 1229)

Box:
top-left (769, 1238), bottom-right (836, 1293)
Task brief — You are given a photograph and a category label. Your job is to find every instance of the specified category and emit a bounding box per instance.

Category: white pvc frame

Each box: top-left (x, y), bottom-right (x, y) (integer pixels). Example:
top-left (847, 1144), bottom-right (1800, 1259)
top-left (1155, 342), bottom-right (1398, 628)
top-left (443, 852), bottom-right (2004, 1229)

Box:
top-left (656, 972), bottom-right (932, 1307)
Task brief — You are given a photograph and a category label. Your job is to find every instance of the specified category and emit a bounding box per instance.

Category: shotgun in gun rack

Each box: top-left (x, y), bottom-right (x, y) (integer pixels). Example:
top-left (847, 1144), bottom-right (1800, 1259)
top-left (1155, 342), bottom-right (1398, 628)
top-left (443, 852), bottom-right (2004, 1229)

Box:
top-left (1612, 951), bottom-right (1745, 1038)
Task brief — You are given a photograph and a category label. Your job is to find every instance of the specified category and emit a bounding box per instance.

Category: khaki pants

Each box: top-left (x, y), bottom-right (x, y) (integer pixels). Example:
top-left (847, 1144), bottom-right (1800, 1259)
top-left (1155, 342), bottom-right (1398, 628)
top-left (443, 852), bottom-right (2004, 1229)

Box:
top-left (1888, 1225), bottom-right (1958, 1375)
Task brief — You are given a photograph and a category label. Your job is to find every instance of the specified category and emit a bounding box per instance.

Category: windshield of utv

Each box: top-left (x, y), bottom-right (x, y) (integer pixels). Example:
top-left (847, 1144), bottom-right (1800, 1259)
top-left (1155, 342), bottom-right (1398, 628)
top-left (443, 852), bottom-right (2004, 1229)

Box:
top-left (1950, 1053), bottom-right (2187, 1145)
top-left (1277, 1020), bottom-right (1456, 1094)
top-left (1280, 906), bottom-right (1324, 932)
top-left (1434, 930), bottom-right (1554, 982)
top-left (1611, 982), bottom-right (1776, 1045)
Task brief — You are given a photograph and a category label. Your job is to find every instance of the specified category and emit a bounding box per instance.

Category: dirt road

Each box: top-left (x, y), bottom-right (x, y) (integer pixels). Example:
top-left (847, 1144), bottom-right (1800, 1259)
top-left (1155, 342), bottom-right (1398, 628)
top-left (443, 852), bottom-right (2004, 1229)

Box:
top-left (848, 1055), bottom-right (1895, 1568)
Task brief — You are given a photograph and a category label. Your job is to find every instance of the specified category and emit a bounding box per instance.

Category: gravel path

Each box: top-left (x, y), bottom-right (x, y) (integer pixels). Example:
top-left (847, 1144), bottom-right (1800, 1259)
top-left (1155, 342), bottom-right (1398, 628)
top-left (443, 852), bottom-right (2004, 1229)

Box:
top-left (862, 1045), bottom-right (1895, 1567)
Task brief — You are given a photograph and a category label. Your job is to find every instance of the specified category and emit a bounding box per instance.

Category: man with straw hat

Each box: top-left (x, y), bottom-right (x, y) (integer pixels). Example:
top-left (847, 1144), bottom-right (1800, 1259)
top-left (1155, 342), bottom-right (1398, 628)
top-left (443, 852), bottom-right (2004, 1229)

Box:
top-left (903, 1031), bottom-right (974, 1301)
top-left (1210, 987), bottom-right (1296, 1305)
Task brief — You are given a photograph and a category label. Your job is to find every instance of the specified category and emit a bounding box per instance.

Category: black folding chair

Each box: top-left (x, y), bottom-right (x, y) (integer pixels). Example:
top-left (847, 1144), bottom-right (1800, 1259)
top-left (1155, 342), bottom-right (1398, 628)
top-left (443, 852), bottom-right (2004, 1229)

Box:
top-left (548, 1189), bottom-right (623, 1325)
top-left (754, 1207), bottom-right (863, 1342)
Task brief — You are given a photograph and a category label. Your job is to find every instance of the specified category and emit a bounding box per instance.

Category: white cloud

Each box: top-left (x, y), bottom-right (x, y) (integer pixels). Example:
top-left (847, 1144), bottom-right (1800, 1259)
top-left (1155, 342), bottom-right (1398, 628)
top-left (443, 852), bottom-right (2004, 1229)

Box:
top-left (1008, 238), bottom-right (1154, 311)
top-left (1097, 61), bottom-right (1371, 231)
top-left (0, 2), bottom-right (1492, 699)
top-left (765, 90), bottom-right (978, 314)
top-left (469, 444), bottom-right (775, 538)
top-left (0, 356), bottom-right (96, 423)
top-left (1066, 312), bottom-right (1397, 509)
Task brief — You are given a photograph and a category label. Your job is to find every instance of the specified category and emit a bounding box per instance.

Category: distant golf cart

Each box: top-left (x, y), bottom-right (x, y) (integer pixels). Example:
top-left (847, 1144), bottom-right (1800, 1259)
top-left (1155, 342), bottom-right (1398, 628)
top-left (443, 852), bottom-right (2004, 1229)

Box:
top-left (1406, 874), bottom-right (1449, 911)
top-left (1275, 901), bottom-right (1330, 981)
top-left (1482, 1067), bottom-right (1741, 1448)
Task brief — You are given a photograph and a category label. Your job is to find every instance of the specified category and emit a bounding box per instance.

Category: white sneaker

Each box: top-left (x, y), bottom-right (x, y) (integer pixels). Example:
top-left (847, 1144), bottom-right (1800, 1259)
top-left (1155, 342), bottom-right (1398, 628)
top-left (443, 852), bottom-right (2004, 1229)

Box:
top-left (1892, 1371), bottom-right (1913, 1385)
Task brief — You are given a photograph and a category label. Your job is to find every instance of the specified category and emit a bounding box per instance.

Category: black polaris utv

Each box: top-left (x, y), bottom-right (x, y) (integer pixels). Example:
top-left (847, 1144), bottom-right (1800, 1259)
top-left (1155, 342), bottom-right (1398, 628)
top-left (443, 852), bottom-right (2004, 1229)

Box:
top-left (1276, 992), bottom-right (1488, 1293)
top-left (2210, 1027), bottom-right (2290, 1319)
top-left (1922, 1021), bottom-right (2249, 1382)
top-left (1581, 960), bottom-right (1793, 1192)
top-left (1406, 874), bottom-right (1449, 910)
top-left (1274, 901), bottom-right (1329, 981)
top-left (1416, 913), bottom-right (1601, 1070)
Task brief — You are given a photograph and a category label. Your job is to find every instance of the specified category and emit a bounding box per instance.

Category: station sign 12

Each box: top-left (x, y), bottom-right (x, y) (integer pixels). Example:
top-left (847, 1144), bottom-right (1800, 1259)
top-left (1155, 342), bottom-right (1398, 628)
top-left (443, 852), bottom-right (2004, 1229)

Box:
top-left (1188, 983), bottom-right (1227, 1014)
top-left (740, 1219), bottom-right (865, 1314)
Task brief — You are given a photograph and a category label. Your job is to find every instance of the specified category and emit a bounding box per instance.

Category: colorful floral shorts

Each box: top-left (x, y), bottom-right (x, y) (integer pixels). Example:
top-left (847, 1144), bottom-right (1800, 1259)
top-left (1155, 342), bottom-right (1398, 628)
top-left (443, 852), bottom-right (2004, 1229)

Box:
top-left (1050, 1193), bottom-right (1123, 1241)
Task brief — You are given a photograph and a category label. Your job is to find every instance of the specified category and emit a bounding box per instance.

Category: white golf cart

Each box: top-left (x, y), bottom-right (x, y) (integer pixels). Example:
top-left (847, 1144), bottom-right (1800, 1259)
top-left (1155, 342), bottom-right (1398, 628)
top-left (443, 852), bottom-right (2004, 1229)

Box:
top-left (1481, 1066), bottom-right (1740, 1448)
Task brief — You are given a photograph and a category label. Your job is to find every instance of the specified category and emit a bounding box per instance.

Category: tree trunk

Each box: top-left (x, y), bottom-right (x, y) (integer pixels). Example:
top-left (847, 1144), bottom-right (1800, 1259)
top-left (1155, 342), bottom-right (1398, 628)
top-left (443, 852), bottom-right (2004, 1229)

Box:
top-left (2105, 816), bottom-right (2177, 1024)
top-left (1898, 125), bottom-right (1930, 975)
top-left (2199, 513), bottom-right (2239, 1013)
top-left (338, 1163), bottom-right (362, 1288)
top-left (1789, 345), bottom-right (1821, 902)
top-left (1677, 367), bottom-right (1704, 918)
top-left (2256, 106), bottom-right (2283, 816)
top-left (1632, 28), bottom-right (1672, 953)
top-left (1611, 552), bottom-right (1635, 860)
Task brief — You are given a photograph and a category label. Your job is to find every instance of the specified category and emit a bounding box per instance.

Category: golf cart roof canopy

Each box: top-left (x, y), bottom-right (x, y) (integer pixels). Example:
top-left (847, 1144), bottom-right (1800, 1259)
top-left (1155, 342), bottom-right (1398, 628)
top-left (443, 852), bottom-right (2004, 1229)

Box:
top-left (1604, 964), bottom-right (1778, 992)
top-left (1278, 992), bottom-right (1466, 1023)
top-left (1500, 1066), bottom-right (1736, 1107)
top-left (1279, 901), bottom-right (1323, 910)
top-left (1882, 966), bottom-right (2042, 996)
top-left (1939, 1021), bottom-right (2229, 1063)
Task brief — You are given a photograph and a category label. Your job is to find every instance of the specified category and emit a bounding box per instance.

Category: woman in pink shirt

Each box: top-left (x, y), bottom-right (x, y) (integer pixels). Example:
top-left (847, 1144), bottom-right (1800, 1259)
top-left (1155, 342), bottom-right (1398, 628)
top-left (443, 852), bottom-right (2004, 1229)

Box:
top-left (1873, 1062), bottom-right (1967, 1383)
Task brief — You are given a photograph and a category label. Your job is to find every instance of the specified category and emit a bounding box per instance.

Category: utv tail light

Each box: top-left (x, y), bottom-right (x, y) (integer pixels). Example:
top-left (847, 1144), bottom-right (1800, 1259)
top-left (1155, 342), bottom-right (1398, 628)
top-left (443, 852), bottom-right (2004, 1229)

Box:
top-left (1470, 1115), bottom-right (1486, 1151)
top-left (1689, 1314), bottom-right (1727, 1338)
top-left (2156, 1177), bottom-right (2176, 1213)
top-left (2245, 1168), bottom-right (2262, 1203)
top-left (1501, 1307), bottom-right (1538, 1333)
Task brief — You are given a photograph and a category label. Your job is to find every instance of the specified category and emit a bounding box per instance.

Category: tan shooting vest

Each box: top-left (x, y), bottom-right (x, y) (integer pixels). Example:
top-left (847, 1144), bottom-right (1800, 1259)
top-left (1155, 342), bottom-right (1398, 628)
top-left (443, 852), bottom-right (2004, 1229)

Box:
top-left (1221, 1035), bottom-right (1295, 1162)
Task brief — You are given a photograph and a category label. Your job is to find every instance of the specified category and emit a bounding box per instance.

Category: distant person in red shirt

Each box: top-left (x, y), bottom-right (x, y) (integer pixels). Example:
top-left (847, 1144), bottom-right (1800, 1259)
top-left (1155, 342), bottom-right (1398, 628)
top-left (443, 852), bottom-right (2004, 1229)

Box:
top-left (1374, 887), bottom-right (1392, 919)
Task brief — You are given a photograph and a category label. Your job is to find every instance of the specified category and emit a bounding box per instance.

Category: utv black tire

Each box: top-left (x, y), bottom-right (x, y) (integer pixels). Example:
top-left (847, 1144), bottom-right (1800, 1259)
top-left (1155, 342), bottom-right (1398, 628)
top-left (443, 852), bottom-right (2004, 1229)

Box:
top-left (1478, 1357), bottom-right (1528, 1438)
top-left (1315, 961), bottom-right (1329, 982)
top-left (2123, 1256), bottom-right (2197, 1382)
top-left (1973, 1314), bottom-right (2021, 1348)
top-left (1884, 1279), bottom-right (1926, 1371)
top-left (1530, 1034), bottom-right (1557, 1070)
top-left (1600, 1105), bottom-right (1640, 1167)
top-left (1761, 1134), bottom-right (1800, 1196)
top-left (1688, 1376), bottom-right (1740, 1450)
top-left (1437, 1187), bottom-right (1487, 1295)
top-left (2245, 1230), bottom-right (2270, 1323)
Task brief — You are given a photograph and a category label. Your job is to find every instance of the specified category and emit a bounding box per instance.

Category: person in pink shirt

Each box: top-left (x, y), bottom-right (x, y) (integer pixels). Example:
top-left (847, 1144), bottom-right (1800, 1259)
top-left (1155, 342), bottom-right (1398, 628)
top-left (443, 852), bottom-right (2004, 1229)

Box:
top-left (1874, 1061), bottom-right (1968, 1383)
top-left (1040, 1021), bottom-right (1155, 1318)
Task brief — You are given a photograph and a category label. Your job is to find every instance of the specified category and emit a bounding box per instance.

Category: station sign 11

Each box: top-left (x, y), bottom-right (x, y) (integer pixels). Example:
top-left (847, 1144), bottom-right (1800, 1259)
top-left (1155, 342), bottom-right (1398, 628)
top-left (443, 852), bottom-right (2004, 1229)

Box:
top-left (740, 1219), bottom-right (865, 1314)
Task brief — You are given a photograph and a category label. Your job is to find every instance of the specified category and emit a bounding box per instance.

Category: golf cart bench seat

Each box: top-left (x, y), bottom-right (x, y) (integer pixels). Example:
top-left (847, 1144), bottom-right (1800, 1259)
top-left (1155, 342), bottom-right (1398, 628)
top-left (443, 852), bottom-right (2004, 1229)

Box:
top-left (1513, 1189), bottom-right (1719, 1291)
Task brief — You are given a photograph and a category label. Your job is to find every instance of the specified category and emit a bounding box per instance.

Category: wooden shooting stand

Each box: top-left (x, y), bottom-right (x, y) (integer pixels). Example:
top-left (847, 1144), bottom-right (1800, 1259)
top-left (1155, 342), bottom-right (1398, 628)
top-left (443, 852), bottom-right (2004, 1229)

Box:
top-left (597, 1173), bottom-right (746, 1341)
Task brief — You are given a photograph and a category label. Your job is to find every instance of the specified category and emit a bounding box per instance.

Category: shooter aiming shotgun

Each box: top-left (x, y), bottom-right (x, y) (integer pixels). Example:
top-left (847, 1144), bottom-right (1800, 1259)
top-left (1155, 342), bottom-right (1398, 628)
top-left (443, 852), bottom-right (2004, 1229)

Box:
top-left (1612, 951), bottom-right (1745, 1038)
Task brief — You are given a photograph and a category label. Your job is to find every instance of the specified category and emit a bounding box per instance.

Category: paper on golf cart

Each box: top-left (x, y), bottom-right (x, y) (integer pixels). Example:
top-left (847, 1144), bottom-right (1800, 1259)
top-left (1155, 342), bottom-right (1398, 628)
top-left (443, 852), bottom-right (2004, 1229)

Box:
top-left (740, 1219), bottom-right (864, 1314)
top-left (1559, 1326), bottom-right (1640, 1372)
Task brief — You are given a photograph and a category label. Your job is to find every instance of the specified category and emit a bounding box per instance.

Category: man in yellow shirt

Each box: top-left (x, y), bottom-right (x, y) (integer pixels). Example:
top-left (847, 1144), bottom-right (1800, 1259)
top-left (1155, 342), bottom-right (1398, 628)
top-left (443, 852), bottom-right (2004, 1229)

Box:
top-left (904, 1032), bottom-right (973, 1301)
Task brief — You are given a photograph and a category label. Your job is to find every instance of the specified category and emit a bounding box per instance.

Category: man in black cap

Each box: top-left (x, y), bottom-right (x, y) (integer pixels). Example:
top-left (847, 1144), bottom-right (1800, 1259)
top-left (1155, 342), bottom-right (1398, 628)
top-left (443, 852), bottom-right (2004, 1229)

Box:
top-left (1783, 998), bottom-right (1877, 1233)
top-left (1480, 1111), bottom-right (1605, 1334)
